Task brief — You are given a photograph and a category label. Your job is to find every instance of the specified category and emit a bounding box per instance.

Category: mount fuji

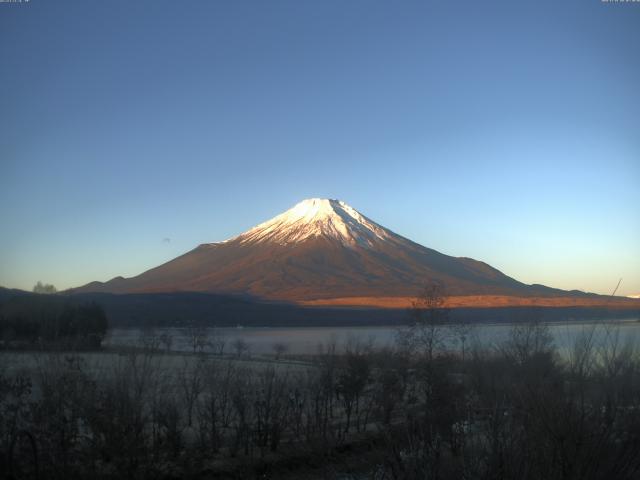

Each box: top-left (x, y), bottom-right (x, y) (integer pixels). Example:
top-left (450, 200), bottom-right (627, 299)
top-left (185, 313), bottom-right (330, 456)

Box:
top-left (73, 198), bottom-right (610, 307)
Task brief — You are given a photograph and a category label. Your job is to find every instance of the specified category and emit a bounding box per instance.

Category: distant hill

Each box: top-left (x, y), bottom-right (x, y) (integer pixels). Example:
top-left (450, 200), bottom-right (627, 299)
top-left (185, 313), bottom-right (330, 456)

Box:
top-left (0, 286), bottom-right (30, 302)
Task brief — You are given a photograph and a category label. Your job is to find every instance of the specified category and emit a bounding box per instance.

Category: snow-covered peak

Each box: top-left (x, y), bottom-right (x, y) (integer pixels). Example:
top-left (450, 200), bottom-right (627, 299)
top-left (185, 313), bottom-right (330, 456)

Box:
top-left (233, 198), bottom-right (396, 247)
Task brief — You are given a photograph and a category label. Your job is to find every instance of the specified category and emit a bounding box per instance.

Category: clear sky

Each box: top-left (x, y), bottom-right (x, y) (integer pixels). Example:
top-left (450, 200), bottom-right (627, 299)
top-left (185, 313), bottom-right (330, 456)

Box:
top-left (1, 0), bottom-right (638, 296)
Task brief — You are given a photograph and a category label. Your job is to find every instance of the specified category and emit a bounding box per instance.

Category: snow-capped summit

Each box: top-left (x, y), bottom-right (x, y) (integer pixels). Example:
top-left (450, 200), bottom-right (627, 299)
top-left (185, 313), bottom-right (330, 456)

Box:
top-left (235, 198), bottom-right (394, 247)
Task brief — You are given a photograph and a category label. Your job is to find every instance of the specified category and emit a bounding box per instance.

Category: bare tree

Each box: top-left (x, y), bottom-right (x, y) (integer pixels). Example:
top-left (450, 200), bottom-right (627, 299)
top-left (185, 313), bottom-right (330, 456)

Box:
top-left (210, 328), bottom-right (227, 356)
top-left (138, 326), bottom-right (161, 352)
top-left (184, 324), bottom-right (209, 354)
top-left (502, 314), bottom-right (554, 365)
top-left (398, 280), bottom-right (450, 360)
top-left (597, 321), bottom-right (636, 379)
top-left (566, 323), bottom-right (599, 379)
top-left (448, 318), bottom-right (475, 362)
top-left (374, 349), bottom-right (409, 424)
top-left (232, 338), bottom-right (250, 358)
top-left (179, 357), bottom-right (205, 427)
top-left (159, 330), bottom-right (173, 353)
top-left (254, 367), bottom-right (291, 455)
top-left (272, 342), bottom-right (289, 360)
top-left (197, 361), bottom-right (237, 453)
top-left (337, 347), bottom-right (371, 433)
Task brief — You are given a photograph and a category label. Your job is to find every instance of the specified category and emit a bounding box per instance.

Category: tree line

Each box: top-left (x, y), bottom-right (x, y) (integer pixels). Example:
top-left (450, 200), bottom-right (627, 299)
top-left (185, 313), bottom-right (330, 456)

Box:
top-left (0, 295), bottom-right (108, 349)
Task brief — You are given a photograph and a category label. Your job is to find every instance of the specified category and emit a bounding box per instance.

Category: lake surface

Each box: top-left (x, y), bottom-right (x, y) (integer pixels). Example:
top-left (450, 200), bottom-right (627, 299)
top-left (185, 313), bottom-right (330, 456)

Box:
top-left (105, 318), bottom-right (640, 356)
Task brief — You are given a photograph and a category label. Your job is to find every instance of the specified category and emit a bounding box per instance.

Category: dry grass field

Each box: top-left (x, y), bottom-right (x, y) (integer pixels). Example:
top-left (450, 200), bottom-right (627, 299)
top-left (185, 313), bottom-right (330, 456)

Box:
top-left (300, 295), bottom-right (640, 309)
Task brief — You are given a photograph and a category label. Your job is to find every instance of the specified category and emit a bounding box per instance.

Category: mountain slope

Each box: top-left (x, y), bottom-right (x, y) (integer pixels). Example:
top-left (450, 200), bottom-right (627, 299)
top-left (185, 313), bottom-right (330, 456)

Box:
top-left (73, 198), bottom-right (590, 302)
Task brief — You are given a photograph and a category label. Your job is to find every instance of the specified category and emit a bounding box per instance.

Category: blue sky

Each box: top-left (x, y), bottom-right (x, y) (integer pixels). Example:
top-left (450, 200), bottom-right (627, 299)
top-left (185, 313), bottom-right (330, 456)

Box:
top-left (1, 0), bottom-right (638, 296)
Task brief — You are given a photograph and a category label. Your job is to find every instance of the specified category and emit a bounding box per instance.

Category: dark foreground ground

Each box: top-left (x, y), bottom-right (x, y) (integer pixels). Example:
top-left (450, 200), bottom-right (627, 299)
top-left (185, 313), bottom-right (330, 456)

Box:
top-left (2, 317), bottom-right (640, 480)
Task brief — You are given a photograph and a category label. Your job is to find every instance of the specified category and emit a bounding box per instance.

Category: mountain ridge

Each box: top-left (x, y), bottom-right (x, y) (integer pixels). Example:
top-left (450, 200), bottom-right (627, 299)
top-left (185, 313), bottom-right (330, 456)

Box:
top-left (71, 198), bottom-right (618, 306)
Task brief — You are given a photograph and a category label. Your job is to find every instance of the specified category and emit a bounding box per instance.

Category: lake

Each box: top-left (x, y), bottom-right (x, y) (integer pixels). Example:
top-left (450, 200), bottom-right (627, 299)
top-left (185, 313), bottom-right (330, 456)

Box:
top-left (105, 318), bottom-right (640, 356)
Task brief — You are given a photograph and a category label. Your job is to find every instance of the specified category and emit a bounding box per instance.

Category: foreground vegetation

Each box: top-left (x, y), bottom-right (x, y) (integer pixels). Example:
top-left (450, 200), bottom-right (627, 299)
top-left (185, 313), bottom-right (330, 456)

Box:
top-left (0, 295), bottom-right (108, 350)
top-left (2, 315), bottom-right (640, 480)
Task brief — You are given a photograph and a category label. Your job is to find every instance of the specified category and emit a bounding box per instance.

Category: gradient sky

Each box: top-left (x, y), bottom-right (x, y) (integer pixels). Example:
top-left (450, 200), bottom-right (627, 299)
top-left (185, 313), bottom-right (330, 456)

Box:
top-left (1, 0), bottom-right (639, 296)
